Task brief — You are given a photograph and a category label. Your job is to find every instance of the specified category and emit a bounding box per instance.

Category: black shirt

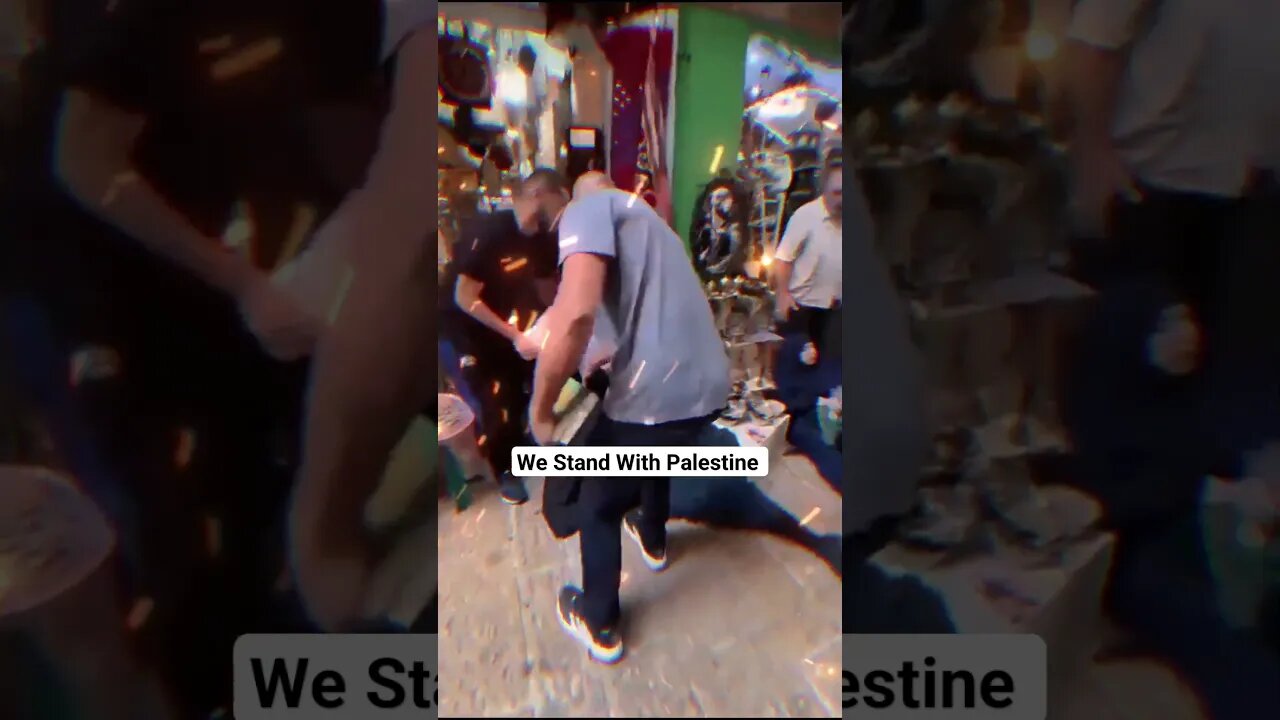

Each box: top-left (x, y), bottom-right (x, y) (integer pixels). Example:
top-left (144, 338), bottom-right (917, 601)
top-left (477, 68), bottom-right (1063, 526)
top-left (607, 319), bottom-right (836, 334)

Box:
top-left (1, 0), bottom-right (397, 339)
top-left (441, 210), bottom-right (559, 347)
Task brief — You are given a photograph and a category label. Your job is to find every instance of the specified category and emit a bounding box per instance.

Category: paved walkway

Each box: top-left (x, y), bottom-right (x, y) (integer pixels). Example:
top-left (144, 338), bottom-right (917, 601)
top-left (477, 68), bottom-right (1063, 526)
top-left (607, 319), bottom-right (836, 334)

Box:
top-left (436, 455), bottom-right (843, 717)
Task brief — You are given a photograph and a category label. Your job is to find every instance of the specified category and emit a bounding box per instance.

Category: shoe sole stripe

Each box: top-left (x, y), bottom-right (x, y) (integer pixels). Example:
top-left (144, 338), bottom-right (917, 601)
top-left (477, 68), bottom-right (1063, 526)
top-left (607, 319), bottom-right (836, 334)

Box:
top-left (557, 601), bottom-right (623, 664)
top-left (623, 520), bottom-right (669, 572)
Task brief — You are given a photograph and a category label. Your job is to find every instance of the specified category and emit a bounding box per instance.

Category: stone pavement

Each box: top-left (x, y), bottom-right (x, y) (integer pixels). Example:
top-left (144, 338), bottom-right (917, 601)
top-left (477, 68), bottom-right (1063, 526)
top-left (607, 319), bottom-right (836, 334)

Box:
top-left (436, 455), bottom-right (843, 717)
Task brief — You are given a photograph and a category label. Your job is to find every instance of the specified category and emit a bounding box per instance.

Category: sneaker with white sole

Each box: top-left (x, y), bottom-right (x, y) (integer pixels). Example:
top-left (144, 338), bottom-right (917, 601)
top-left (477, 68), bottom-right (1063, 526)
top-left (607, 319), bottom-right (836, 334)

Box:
top-left (556, 586), bottom-right (624, 664)
top-left (623, 509), bottom-right (669, 571)
top-left (497, 472), bottom-right (529, 505)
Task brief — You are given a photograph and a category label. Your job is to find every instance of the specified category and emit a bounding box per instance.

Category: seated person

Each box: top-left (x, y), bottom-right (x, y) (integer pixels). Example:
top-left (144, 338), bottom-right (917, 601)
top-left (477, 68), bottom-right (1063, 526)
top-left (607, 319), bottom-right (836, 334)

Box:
top-left (776, 331), bottom-right (841, 493)
top-left (1062, 280), bottom-right (1280, 719)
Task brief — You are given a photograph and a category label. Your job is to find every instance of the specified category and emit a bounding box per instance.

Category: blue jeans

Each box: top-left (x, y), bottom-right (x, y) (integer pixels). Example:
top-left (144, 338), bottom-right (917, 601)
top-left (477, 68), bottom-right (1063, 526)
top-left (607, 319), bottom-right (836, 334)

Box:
top-left (773, 330), bottom-right (841, 494)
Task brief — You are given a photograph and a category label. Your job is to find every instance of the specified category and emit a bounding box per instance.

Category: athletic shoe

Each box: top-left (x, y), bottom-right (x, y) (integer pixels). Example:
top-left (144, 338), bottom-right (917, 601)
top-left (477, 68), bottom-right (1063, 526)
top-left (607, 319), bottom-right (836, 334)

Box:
top-left (556, 586), bottom-right (623, 664)
top-left (623, 509), bottom-right (669, 571)
top-left (498, 473), bottom-right (529, 505)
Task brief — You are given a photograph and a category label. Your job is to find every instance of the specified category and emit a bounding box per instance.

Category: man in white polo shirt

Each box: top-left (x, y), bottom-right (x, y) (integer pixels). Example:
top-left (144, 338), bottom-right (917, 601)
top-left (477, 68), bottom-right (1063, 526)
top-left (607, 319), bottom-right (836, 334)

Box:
top-left (1067, 8), bottom-right (1280, 715)
top-left (1067, 0), bottom-right (1280, 363)
top-left (773, 156), bottom-right (843, 358)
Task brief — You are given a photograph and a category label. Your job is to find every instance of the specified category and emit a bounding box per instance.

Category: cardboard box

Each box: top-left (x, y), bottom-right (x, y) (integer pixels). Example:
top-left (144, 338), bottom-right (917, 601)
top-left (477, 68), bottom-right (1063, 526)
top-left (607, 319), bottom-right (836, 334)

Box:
top-left (874, 532), bottom-right (1115, 706)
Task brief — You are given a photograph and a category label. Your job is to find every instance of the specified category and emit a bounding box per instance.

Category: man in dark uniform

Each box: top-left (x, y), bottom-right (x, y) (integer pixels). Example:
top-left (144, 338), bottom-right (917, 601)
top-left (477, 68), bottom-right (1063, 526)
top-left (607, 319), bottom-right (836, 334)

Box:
top-left (441, 169), bottom-right (569, 505)
top-left (0, 0), bottom-right (431, 714)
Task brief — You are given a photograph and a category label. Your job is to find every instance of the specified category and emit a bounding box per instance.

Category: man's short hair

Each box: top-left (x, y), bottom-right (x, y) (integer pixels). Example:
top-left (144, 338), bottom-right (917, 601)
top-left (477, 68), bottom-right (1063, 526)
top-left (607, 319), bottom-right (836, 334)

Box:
top-left (520, 168), bottom-right (568, 195)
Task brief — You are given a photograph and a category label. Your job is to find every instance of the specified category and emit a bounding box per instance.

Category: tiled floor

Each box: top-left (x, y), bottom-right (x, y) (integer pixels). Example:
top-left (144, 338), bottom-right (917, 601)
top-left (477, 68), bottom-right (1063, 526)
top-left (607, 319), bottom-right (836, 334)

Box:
top-left (435, 454), bottom-right (843, 717)
top-left (427, 451), bottom-right (1208, 719)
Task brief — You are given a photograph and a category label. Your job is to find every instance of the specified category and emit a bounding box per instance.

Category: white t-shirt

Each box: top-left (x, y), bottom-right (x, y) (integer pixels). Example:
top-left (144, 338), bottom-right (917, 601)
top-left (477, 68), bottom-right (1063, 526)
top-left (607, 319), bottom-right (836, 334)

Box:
top-left (1069, 0), bottom-right (1280, 197)
top-left (775, 198), bottom-right (843, 309)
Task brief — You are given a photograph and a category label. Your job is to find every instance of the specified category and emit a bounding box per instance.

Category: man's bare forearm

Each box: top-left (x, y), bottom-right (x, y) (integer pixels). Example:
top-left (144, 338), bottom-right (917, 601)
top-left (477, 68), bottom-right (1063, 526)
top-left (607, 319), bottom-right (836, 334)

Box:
top-left (290, 242), bottom-right (434, 628)
top-left (54, 88), bottom-right (254, 297)
top-left (294, 245), bottom-right (434, 527)
top-left (532, 313), bottom-right (593, 420)
top-left (290, 26), bottom-right (435, 627)
top-left (1067, 41), bottom-right (1125, 146)
top-left (351, 28), bottom-right (432, 234)
top-left (298, 24), bottom-right (434, 497)
top-left (296, 23), bottom-right (434, 502)
top-left (455, 282), bottom-right (519, 342)
top-left (465, 303), bottom-right (518, 341)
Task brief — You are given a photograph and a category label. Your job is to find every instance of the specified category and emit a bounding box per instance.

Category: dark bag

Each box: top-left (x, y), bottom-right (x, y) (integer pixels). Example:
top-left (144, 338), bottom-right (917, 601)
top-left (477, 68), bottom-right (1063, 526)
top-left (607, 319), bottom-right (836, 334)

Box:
top-left (539, 373), bottom-right (610, 539)
top-left (541, 477), bottom-right (583, 539)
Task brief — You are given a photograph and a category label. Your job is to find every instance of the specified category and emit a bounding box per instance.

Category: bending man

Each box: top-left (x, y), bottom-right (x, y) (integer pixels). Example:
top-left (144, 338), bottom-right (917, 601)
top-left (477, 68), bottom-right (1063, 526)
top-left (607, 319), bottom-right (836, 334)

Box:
top-left (530, 171), bottom-right (730, 663)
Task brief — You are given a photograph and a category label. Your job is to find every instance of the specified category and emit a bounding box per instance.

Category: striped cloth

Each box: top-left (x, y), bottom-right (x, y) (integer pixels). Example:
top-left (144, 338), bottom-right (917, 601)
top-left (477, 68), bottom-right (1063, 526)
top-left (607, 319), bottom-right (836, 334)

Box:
top-left (640, 21), bottom-right (672, 224)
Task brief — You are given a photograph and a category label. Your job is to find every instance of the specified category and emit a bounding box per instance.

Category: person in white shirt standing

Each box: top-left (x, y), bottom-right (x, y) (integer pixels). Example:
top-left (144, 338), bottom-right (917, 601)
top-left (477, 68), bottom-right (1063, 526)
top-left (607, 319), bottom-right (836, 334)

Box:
top-left (1066, 5), bottom-right (1280, 715)
top-left (773, 155), bottom-right (843, 360)
top-left (1067, 0), bottom-right (1280, 409)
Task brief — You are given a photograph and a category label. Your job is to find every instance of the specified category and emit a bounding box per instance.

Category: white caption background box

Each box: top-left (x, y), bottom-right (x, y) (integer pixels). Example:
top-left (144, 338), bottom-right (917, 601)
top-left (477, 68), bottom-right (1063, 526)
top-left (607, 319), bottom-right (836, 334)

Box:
top-left (844, 634), bottom-right (1047, 719)
top-left (234, 634), bottom-right (439, 718)
top-left (509, 446), bottom-right (770, 477)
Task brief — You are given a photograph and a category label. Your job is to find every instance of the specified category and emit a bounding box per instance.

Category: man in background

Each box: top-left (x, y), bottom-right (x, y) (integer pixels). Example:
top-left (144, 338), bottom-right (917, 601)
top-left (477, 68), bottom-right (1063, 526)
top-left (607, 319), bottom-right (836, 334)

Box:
top-left (529, 171), bottom-right (730, 664)
top-left (773, 155), bottom-right (843, 359)
top-left (440, 169), bottom-right (569, 505)
top-left (1067, 0), bottom-right (1280, 448)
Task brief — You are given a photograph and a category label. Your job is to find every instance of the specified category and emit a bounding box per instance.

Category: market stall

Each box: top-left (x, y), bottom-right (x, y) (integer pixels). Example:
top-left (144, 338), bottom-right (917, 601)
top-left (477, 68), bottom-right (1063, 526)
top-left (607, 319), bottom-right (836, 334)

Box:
top-left (842, 0), bottom-right (1110, 650)
top-left (435, 2), bottom-right (844, 507)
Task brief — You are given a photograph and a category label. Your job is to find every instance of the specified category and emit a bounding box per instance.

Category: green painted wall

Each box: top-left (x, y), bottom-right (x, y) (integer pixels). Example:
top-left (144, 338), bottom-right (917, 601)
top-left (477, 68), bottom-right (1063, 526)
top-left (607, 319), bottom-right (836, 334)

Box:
top-left (671, 6), bottom-right (839, 248)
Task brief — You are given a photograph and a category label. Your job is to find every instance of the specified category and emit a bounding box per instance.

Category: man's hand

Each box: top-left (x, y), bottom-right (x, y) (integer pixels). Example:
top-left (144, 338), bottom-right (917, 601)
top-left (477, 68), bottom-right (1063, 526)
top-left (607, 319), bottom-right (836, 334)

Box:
top-left (800, 341), bottom-right (819, 366)
top-left (584, 352), bottom-right (613, 377)
top-left (529, 408), bottom-right (557, 446)
top-left (1070, 142), bottom-right (1142, 237)
top-left (236, 272), bottom-right (323, 361)
top-left (775, 290), bottom-right (799, 321)
top-left (514, 330), bottom-right (542, 360)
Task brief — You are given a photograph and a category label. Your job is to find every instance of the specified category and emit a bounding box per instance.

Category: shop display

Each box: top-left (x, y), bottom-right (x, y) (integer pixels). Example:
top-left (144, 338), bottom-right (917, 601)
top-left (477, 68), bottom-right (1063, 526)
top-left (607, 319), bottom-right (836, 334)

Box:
top-left (740, 35), bottom-right (842, 263)
top-left (699, 35), bottom-right (843, 435)
top-left (705, 275), bottom-right (782, 415)
top-left (847, 0), bottom-right (1105, 570)
top-left (439, 12), bottom-right (575, 179)
top-left (901, 484), bottom-right (980, 549)
top-left (439, 27), bottom-right (493, 106)
top-left (742, 149), bottom-right (792, 265)
top-left (691, 177), bottom-right (749, 279)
